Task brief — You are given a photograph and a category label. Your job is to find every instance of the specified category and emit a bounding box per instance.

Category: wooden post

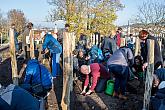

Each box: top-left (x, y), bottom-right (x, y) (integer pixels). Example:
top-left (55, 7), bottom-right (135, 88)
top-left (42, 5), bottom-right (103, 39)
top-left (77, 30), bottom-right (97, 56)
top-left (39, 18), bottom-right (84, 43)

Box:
top-left (92, 34), bottom-right (95, 45)
top-left (0, 33), bottom-right (2, 46)
top-left (9, 28), bottom-right (18, 85)
top-left (120, 38), bottom-right (126, 47)
top-left (143, 39), bottom-right (155, 110)
top-left (30, 30), bottom-right (35, 59)
top-left (95, 33), bottom-right (98, 45)
top-left (158, 39), bottom-right (162, 52)
top-left (71, 33), bottom-right (76, 51)
top-left (61, 32), bottom-right (73, 110)
top-left (70, 33), bottom-right (74, 91)
top-left (135, 37), bottom-right (140, 56)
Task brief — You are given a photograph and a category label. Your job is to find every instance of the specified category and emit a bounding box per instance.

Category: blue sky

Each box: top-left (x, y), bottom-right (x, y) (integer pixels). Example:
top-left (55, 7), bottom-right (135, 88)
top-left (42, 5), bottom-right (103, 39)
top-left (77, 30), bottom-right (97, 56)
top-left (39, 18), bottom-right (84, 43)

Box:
top-left (0, 0), bottom-right (52, 22)
top-left (115, 0), bottom-right (143, 26)
top-left (0, 0), bottom-right (164, 27)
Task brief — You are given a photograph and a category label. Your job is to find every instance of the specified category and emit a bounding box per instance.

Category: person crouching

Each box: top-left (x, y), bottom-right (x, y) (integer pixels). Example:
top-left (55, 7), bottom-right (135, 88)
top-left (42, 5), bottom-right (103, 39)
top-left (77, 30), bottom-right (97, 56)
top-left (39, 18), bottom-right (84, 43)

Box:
top-left (80, 63), bottom-right (110, 95)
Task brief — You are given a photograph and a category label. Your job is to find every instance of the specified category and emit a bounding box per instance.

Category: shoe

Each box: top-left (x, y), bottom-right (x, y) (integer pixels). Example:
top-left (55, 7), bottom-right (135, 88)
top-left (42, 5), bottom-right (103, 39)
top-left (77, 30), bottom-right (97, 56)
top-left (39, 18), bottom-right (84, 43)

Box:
top-left (119, 94), bottom-right (128, 100)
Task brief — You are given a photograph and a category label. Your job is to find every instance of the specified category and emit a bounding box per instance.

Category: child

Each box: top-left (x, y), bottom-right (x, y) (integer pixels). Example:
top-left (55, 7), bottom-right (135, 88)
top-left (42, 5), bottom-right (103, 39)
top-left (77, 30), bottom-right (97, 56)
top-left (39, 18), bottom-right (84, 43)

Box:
top-left (132, 55), bottom-right (144, 86)
top-left (77, 49), bottom-right (87, 81)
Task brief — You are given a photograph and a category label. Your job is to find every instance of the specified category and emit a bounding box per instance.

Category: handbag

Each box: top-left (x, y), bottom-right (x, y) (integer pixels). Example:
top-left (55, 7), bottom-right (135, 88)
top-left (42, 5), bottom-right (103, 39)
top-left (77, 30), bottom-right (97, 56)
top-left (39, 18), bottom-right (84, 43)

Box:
top-left (31, 65), bottom-right (44, 95)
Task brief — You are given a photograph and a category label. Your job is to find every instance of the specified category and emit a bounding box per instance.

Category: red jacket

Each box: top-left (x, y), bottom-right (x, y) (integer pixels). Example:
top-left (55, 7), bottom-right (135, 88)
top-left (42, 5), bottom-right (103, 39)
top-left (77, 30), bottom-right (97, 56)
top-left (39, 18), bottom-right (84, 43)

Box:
top-left (84, 63), bottom-right (110, 91)
top-left (116, 33), bottom-right (121, 47)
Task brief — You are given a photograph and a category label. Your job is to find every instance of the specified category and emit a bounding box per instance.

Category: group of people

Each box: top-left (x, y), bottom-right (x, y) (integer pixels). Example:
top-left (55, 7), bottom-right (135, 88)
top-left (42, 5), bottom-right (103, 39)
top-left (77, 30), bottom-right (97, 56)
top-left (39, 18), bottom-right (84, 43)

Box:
top-left (0, 22), bottom-right (164, 110)
top-left (0, 22), bottom-right (64, 110)
top-left (74, 28), bottom-right (164, 105)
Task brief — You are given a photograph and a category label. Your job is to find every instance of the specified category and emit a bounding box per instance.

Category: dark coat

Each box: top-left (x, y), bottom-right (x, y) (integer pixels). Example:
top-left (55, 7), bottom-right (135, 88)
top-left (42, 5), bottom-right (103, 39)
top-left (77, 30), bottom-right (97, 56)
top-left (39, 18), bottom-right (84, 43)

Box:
top-left (141, 35), bottom-right (163, 69)
top-left (101, 37), bottom-right (113, 54)
top-left (151, 88), bottom-right (165, 110)
top-left (0, 84), bottom-right (39, 110)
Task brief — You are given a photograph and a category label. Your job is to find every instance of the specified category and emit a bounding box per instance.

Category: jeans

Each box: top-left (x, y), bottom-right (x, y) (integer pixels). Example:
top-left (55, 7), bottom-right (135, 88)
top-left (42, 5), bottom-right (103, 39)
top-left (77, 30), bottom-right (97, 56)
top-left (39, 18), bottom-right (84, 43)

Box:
top-left (108, 64), bottom-right (129, 95)
top-left (56, 53), bottom-right (61, 75)
top-left (51, 53), bottom-right (57, 77)
top-left (95, 78), bottom-right (108, 93)
top-left (51, 53), bottom-right (62, 77)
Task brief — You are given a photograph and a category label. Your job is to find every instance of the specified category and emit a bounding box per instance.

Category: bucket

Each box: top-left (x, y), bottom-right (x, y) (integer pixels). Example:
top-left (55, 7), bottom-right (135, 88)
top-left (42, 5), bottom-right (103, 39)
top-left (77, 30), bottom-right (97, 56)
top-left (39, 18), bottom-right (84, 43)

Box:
top-left (105, 80), bottom-right (114, 95)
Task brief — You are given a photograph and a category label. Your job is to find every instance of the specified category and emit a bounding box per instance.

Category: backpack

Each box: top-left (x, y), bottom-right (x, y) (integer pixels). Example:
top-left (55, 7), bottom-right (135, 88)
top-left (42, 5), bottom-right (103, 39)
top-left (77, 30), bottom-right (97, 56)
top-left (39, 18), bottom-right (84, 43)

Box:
top-left (89, 45), bottom-right (104, 62)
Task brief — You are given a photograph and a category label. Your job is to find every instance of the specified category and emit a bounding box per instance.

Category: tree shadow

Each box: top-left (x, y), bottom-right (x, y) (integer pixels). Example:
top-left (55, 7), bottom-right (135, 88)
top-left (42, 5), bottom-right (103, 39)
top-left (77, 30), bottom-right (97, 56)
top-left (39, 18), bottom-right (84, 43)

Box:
top-left (0, 58), bottom-right (12, 86)
top-left (0, 57), bottom-right (25, 86)
top-left (53, 75), bottom-right (63, 110)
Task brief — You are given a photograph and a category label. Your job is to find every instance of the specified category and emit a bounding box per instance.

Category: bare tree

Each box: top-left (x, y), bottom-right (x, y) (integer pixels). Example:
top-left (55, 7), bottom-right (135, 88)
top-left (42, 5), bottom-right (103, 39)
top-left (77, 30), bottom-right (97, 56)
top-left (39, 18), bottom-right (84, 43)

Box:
top-left (7, 9), bottom-right (27, 32)
top-left (0, 9), bottom-right (8, 42)
top-left (134, 0), bottom-right (165, 33)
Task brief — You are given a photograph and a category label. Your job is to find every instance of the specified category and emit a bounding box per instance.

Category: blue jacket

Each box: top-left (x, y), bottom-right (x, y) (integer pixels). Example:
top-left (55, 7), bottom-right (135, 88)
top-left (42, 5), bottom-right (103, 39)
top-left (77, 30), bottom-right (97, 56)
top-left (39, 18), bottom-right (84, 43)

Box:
top-left (42, 34), bottom-right (62, 54)
top-left (0, 84), bottom-right (39, 110)
top-left (24, 59), bottom-right (52, 89)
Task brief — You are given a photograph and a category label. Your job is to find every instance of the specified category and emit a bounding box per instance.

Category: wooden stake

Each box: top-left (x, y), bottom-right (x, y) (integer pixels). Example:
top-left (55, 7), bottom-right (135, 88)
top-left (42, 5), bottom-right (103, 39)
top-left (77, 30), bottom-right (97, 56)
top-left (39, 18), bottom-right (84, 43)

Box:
top-left (120, 38), bottom-right (126, 47)
top-left (158, 40), bottom-right (162, 52)
top-left (61, 32), bottom-right (74, 110)
top-left (92, 34), bottom-right (95, 45)
top-left (135, 37), bottom-right (140, 56)
top-left (9, 28), bottom-right (18, 85)
top-left (143, 39), bottom-right (155, 110)
top-left (30, 30), bottom-right (35, 59)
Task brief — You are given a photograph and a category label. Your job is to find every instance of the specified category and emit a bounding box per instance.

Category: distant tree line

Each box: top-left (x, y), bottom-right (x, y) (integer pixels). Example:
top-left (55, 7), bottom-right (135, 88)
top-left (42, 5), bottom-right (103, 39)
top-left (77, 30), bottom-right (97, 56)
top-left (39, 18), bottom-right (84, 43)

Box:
top-left (133, 0), bottom-right (165, 34)
top-left (0, 9), bottom-right (27, 43)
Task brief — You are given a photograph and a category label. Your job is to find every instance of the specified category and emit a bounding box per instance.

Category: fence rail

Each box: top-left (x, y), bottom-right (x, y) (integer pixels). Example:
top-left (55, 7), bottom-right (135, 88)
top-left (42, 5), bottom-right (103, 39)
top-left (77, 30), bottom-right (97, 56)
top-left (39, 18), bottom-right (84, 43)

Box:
top-left (0, 45), bottom-right (9, 53)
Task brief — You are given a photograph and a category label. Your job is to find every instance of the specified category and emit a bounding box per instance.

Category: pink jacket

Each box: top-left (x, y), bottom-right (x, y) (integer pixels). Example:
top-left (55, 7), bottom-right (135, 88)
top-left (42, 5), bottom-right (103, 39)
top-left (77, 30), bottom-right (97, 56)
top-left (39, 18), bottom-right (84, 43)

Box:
top-left (84, 63), bottom-right (110, 91)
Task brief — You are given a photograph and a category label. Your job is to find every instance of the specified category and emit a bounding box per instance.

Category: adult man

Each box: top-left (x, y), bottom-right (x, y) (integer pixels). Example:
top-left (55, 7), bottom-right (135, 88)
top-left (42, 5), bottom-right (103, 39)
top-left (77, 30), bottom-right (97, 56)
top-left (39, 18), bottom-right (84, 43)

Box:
top-left (42, 33), bottom-right (62, 78)
top-left (22, 22), bottom-right (33, 59)
top-left (114, 27), bottom-right (123, 48)
top-left (101, 35), bottom-right (113, 56)
top-left (80, 63), bottom-right (110, 95)
top-left (139, 30), bottom-right (163, 70)
top-left (22, 59), bottom-right (52, 96)
top-left (107, 46), bottom-right (134, 100)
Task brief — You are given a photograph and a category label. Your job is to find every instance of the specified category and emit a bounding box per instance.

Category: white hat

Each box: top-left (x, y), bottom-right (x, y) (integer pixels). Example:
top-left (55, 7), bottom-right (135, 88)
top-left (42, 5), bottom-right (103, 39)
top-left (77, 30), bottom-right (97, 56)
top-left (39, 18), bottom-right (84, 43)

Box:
top-left (158, 81), bottom-right (165, 89)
